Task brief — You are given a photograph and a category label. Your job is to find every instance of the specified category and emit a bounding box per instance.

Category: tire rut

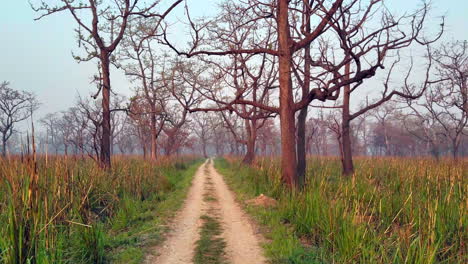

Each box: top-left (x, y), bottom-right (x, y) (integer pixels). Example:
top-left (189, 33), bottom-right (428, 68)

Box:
top-left (147, 159), bottom-right (266, 264)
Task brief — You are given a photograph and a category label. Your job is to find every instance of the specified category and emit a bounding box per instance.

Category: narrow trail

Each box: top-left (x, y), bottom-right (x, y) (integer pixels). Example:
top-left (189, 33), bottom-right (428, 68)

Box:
top-left (146, 159), bottom-right (266, 264)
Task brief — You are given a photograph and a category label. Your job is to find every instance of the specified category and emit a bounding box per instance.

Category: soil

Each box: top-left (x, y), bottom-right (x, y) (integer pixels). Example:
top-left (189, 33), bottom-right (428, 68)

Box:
top-left (146, 159), bottom-right (266, 264)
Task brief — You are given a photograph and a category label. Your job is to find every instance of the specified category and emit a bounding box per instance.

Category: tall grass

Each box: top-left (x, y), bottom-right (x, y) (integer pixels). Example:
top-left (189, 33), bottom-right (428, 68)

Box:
top-left (0, 155), bottom-right (200, 263)
top-left (216, 157), bottom-right (467, 263)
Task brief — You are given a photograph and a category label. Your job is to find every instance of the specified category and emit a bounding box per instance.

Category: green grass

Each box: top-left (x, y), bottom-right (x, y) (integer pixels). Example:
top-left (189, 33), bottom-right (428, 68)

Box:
top-left (193, 214), bottom-right (227, 264)
top-left (106, 159), bottom-right (202, 263)
top-left (0, 155), bottom-right (202, 264)
top-left (215, 157), bottom-right (467, 264)
top-left (203, 195), bottom-right (218, 202)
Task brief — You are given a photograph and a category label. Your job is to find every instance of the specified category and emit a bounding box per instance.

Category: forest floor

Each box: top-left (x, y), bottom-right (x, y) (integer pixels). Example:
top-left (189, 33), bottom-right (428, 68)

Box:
top-left (145, 159), bottom-right (266, 264)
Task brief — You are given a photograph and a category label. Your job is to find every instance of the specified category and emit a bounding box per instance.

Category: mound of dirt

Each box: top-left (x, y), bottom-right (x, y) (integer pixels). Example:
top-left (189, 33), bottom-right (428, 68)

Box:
top-left (246, 194), bottom-right (277, 208)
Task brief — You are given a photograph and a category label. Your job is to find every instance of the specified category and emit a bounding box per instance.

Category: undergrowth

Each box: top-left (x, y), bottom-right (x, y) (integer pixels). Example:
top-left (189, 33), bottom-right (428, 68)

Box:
top-left (0, 155), bottom-right (201, 263)
top-left (215, 157), bottom-right (467, 264)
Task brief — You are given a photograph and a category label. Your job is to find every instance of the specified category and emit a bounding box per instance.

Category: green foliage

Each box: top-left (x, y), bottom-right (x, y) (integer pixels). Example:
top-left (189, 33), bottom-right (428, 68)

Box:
top-left (215, 157), bottom-right (467, 264)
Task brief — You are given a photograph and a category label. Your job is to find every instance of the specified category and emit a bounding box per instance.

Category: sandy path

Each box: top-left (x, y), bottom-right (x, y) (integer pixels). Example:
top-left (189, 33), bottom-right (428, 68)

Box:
top-left (147, 159), bottom-right (266, 264)
top-left (146, 160), bottom-right (207, 264)
top-left (207, 160), bottom-right (267, 264)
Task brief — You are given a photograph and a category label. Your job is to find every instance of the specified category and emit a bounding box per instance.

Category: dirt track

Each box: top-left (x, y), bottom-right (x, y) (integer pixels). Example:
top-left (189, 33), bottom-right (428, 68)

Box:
top-left (146, 159), bottom-right (266, 264)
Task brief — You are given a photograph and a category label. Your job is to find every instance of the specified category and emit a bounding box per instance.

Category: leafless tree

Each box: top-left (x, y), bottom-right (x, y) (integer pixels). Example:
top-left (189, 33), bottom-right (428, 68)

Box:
top-left (40, 113), bottom-right (62, 155)
top-left (114, 117), bottom-right (138, 154)
top-left (186, 42), bottom-right (277, 164)
top-left (162, 0), bottom-right (443, 187)
top-left (31, 0), bottom-right (183, 168)
top-left (192, 112), bottom-right (213, 158)
top-left (162, 60), bottom-right (203, 155)
top-left (305, 110), bottom-right (329, 156)
top-left (399, 41), bottom-right (467, 159)
top-left (0, 81), bottom-right (38, 156)
top-left (120, 21), bottom-right (172, 160)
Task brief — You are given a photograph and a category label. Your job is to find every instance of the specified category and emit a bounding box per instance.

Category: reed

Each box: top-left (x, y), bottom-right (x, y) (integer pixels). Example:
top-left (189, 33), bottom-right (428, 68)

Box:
top-left (0, 155), bottom-right (200, 263)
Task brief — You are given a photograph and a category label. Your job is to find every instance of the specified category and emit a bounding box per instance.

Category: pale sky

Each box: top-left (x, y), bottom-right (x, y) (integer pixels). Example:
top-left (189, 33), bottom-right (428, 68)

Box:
top-left (0, 0), bottom-right (467, 124)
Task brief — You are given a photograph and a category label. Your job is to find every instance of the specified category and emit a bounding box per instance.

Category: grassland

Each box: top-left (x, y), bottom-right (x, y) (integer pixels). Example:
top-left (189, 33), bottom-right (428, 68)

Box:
top-left (0, 155), bottom-right (201, 264)
top-left (215, 157), bottom-right (467, 264)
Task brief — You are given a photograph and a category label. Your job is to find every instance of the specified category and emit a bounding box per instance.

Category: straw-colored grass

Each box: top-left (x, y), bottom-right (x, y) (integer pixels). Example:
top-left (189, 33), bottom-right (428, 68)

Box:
top-left (0, 155), bottom-right (201, 263)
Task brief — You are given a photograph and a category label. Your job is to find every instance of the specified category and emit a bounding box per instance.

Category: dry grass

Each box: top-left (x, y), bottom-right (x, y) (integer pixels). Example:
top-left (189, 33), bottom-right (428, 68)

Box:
top-left (0, 154), bottom-right (199, 263)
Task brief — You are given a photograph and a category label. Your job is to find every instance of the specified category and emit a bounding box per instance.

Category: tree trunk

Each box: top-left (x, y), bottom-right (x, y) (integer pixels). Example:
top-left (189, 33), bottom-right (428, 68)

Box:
top-left (2, 135), bottom-right (6, 156)
top-left (341, 63), bottom-right (354, 176)
top-left (383, 122), bottom-right (390, 156)
top-left (202, 138), bottom-right (208, 158)
top-left (295, 0), bottom-right (312, 187)
top-left (242, 120), bottom-right (257, 165)
top-left (341, 121), bottom-right (354, 175)
top-left (142, 142), bottom-right (147, 158)
top-left (150, 113), bottom-right (157, 160)
top-left (277, 0), bottom-right (297, 187)
top-left (100, 51), bottom-right (112, 169)
top-left (296, 107), bottom-right (307, 186)
top-left (243, 140), bottom-right (255, 164)
top-left (452, 137), bottom-right (460, 160)
top-left (430, 142), bottom-right (440, 160)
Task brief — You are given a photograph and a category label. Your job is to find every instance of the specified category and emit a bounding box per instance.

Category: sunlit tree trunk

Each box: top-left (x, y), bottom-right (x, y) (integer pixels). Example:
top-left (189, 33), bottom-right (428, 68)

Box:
top-left (277, 0), bottom-right (297, 187)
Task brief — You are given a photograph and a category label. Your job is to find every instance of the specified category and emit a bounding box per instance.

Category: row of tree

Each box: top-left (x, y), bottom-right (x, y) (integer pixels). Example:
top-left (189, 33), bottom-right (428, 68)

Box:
top-left (18, 0), bottom-right (467, 188)
top-left (3, 92), bottom-right (466, 162)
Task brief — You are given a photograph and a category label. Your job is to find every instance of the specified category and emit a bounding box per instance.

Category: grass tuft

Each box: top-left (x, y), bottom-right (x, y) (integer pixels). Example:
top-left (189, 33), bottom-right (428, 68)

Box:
top-left (194, 214), bottom-right (227, 264)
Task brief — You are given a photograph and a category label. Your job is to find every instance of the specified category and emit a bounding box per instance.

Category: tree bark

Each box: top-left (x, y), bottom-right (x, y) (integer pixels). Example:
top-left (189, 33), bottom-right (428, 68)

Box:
top-left (242, 119), bottom-right (257, 165)
top-left (142, 142), bottom-right (147, 158)
top-left (277, 0), bottom-right (297, 187)
top-left (296, 107), bottom-right (307, 186)
top-left (341, 63), bottom-right (354, 176)
top-left (202, 140), bottom-right (208, 158)
top-left (100, 51), bottom-right (112, 168)
top-left (243, 139), bottom-right (255, 164)
top-left (452, 137), bottom-right (460, 160)
top-left (150, 113), bottom-right (157, 160)
top-left (295, 0), bottom-right (312, 187)
top-left (1, 135), bottom-right (6, 156)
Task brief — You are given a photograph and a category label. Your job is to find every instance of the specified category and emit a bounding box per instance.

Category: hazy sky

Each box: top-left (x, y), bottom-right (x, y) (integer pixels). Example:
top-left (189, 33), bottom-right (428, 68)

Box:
top-left (1, 0), bottom-right (467, 123)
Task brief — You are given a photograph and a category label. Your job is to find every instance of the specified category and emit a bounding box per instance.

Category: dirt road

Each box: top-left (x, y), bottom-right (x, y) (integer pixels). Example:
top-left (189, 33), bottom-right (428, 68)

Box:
top-left (146, 159), bottom-right (266, 264)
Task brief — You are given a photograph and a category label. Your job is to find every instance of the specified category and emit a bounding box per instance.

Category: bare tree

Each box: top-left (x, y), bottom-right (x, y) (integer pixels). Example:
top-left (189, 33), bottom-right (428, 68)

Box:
top-left (163, 0), bottom-right (443, 187)
top-left (114, 117), bottom-right (139, 155)
top-left (330, 52), bottom-right (437, 175)
top-left (31, 0), bottom-right (183, 168)
top-left (399, 41), bottom-right (468, 159)
top-left (128, 95), bottom-right (155, 158)
top-left (187, 46), bottom-right (277, 164)
top-left (162, 60), bottom-right (203, 155)
top-left (305, 110), bottom-right (329, 156)
top-left (121, 21), bottom-right (172, 160)
top-left (427, 41), bottom-right (468, 158)
top-left (0, 81), bottom-right (38, 156)
top-left (40, 112), bottom-right (61, 155)
top-left (192, 112), bottom-right (213, 158)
